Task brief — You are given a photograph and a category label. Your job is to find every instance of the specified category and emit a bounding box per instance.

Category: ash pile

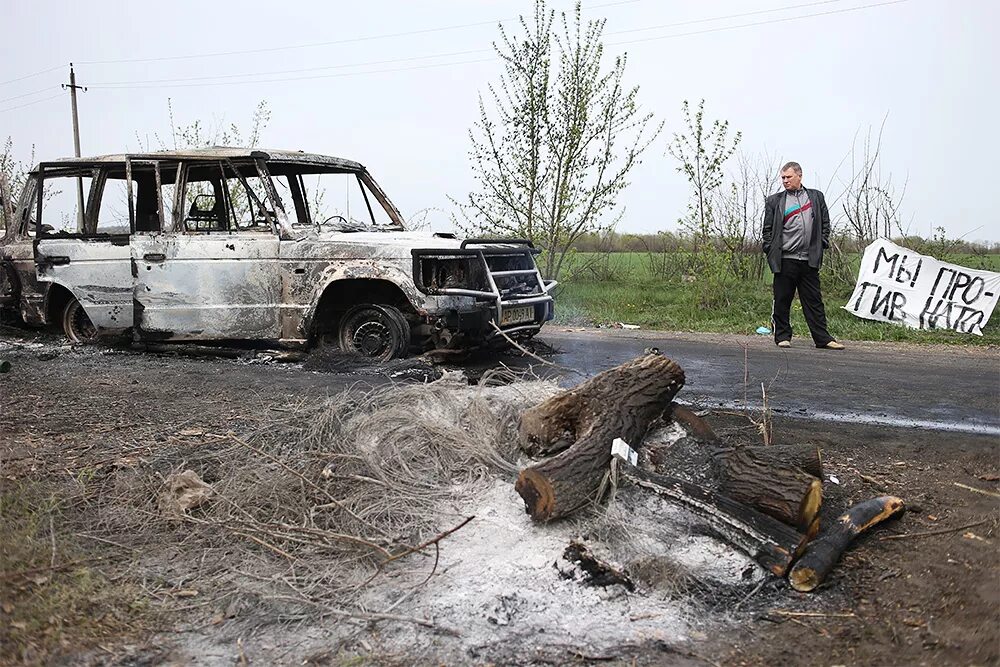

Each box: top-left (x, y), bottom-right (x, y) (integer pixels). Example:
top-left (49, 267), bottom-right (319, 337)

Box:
top-left (132, 352), bottom-right (902, 665)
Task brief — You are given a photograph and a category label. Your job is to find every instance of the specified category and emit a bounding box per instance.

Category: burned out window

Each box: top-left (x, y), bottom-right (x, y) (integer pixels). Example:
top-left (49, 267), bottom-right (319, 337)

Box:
top-left (93, 164), bottom-right (178, 234)
top-left (97, 177), bottom-right (131, 234)
top-left (161, 182), bottom-right (177, 230)
top-left (37, 172), bottom-right (95, 235)
top-left (269, 175), bottom-right (291, 214)
top-left (298, 171), bottom-right (393, 231)
top-left (182, 162), bottom-right (273, 233)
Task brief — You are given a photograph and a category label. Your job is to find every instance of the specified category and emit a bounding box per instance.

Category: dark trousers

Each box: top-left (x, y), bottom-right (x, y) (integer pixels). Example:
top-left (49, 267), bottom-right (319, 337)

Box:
top-left (771, 259), bottom-right (834, 346)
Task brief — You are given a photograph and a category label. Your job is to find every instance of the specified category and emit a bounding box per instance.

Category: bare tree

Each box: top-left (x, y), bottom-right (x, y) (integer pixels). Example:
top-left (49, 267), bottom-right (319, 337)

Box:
top-left (817, 117), bottom-right (908, 287)
top-left (0, 163), bottom-right (12, 232)
top-left (833, 117), bottom-right (906, 243)
top-left (165, 99), bottom-right (271, 152)
top-left (453, 0), bottom-right (661, 281)
top-left (711, 151), bottom-right (780, 280)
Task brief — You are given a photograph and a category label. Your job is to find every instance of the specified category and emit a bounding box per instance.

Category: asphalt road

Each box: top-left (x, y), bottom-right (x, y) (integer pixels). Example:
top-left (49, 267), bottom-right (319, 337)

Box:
top-left (2, 321), bottom-right (997, 436)
top-left (528, 328), bottom-right (1000, 436)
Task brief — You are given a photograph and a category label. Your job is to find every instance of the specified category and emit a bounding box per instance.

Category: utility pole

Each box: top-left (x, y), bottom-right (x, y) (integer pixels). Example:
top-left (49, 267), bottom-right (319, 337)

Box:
top-left (62, 63), bottom-right (87, 230)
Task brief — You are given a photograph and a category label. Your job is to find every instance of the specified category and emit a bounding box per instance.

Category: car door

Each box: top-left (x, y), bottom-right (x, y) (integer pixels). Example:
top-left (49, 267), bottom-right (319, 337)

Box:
top-left (33, 163), bottom-right (134, 332)
top-left (130, 157), bottom-right (282, 341)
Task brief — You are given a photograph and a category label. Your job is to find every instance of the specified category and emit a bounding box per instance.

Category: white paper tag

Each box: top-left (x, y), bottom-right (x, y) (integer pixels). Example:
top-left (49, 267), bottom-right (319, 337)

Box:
top-left (611, 438), bottom-right (637, 466)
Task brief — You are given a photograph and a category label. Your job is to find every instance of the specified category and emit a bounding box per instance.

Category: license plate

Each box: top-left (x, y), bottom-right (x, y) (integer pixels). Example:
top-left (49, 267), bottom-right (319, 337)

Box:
top-left (500, 305), bottom-right (534, 326)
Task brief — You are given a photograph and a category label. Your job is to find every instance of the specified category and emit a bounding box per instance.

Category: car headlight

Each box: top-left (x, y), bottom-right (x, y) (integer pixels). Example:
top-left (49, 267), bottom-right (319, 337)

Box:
top-left (417, 256), bottom-right (490, 292)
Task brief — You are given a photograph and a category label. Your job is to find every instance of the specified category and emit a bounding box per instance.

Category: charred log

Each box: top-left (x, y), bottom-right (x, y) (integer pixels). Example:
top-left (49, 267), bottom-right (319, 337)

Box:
top-left (622, 466), bottom-right (810, 576)
top-left (515, 354), bottom-right (685, 521)
top-left (789, 496), bottom-right (905, 592)
top-left (737, 444), bottom-right (824, 478)
top-left (714, 446), bottom-right (823, 533)
top-left (667, 402), bottom-right (720, 443)
top-left (562, 540), bottom-right (635, 591)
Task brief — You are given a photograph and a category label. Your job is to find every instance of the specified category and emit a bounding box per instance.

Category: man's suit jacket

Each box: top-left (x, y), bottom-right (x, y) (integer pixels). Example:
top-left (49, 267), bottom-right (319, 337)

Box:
top-left (761, 188), bottom-right (831, 274)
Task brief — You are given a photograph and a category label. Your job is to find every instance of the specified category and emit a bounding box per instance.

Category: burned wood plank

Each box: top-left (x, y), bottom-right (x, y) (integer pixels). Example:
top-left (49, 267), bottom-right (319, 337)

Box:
top-left (622, 466), bottom-right (810, 577)
top-left (562, 540), bottom-right (636, 591)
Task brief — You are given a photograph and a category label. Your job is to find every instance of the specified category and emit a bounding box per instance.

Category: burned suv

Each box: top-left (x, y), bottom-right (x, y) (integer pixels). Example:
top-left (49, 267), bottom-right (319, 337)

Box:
top-left (0, 148), bottom-right (555, 359)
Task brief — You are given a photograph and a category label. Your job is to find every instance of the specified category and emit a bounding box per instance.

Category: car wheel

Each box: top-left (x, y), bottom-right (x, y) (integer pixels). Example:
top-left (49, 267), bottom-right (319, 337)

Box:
top-left (338, 304), bottom-right (410, 361)
top-left (62, 297), bottom-right (99, 344)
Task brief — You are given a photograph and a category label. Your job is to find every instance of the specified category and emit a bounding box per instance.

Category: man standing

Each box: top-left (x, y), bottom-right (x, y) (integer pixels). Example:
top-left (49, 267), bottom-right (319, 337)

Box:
top-left (762, 162), bottom-right (844, 349)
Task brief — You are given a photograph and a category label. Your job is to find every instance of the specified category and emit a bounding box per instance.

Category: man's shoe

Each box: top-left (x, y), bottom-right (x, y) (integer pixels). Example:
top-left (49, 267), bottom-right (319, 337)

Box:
top-left (821, 341), bottom-right (845, 350)
top-left (776, 340), bottom-right (791, 348)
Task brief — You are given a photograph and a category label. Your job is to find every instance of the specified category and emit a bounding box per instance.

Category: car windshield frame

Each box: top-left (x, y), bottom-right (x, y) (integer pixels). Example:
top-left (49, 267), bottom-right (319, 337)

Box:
top-left (264, 160), bottom-right (406, 233)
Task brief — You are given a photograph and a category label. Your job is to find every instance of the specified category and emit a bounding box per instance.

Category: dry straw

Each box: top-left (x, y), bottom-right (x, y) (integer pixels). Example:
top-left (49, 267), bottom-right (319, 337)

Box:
top-left (91, 371), bottom-right (561, 623)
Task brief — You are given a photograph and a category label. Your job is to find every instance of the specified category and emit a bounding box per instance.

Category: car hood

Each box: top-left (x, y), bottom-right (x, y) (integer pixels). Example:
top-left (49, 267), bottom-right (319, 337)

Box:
top-left (288, 230), bottom-right (529, 257)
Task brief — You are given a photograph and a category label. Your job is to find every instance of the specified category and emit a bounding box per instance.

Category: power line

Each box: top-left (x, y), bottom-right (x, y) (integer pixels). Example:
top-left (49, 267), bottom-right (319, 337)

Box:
top-left (0, 85), bottom-right (61, 105)
top-left (89, 48), bottom-right (491, 87)
top-left (0, 0), bottom-right (635, 92)
top-left (0, 0), bottom-right (860, 93)
top-left (610, 0), bottom-right (845, 36)
top-left (86, 0), bottom-right (909, 92)
top-left (87, 0), bottom-right (856, 90)
top-left (0, 0), bottom-right (908, 100)
top-left (77, 0), bottom-right (642, 66)
top-left (609, 0), bottom-right (908, 46)
top-left (88, 57), bottom-right (497, 91)
top-left (0, 64), bottom-right (64, 88)
top-left (84, 0), bottom-right (844, 87)
top-left (0, 93), bottom-right (64, 115)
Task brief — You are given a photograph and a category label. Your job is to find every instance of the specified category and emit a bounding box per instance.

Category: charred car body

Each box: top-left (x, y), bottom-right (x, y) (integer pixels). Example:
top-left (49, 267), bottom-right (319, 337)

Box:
top-left (0, 148), bottom-right (555, 358)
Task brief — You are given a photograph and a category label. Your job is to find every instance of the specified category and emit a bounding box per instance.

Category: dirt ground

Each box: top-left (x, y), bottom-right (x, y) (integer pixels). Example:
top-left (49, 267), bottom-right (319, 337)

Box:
top-left (0, 326), bottom-right (997, 666)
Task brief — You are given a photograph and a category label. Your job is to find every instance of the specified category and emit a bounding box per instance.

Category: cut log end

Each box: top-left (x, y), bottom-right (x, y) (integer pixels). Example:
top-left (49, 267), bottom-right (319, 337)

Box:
top-left (515, 468), bottom-right (555, 522)
top-left (788, 564), bottom-right (821, 592)
top-left (761, 545), bottom-right (796, 577)
top-left (798, 479), bottom-right (823, 532)
top-left (855, 496), bottom-right (905, 532)
top-left (789, 495), bottom-right (905, 592)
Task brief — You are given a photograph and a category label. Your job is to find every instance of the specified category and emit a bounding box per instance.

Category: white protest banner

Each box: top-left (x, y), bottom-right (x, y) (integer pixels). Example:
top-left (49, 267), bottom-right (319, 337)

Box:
top-left (843, 239), bottom-right (1000, 336)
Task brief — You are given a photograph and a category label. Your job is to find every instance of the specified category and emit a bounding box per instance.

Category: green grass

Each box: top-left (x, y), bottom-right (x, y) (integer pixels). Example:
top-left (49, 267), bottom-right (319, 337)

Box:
top-left (0, 483), bottom-right (151, 663)
top-left (554, 252), bottom-right (1000, 346)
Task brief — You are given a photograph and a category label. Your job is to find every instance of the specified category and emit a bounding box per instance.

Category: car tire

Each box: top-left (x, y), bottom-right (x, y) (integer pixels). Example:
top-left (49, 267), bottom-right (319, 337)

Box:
top-left (337, 304), bottom-right (410, 361)
top-left (62, 297), bottom-right (99, 344)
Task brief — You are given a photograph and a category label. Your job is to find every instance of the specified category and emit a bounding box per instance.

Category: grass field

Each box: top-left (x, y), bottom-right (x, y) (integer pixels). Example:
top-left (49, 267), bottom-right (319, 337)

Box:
top-left (553, 252), bottom-right (1000, 346)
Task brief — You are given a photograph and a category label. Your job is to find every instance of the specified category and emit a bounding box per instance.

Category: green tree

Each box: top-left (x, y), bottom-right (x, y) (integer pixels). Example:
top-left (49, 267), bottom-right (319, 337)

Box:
top-left (149, 99), bottom-right (273, 222)
top-left (667, 99), bottom-right (742, 241)
top-left (453, 0), bottom-right (661, 281)
top-left (0, 138), bottom-right (35, 231)
top-left (163, 98), bottom-right (271, 152)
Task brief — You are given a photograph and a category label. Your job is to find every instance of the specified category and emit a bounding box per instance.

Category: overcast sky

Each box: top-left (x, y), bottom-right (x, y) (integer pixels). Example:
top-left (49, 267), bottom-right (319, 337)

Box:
top-left (2, 0), bottom-right (997, 242)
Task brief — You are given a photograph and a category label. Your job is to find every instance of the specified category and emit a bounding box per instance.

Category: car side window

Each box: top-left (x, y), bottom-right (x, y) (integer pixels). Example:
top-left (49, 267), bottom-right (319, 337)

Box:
top-left (182, 162), bottom-right (274, 233)
top-left (96, 175), bottom-right (132, 235)
top-left (37, 171), bottom-right (95, 236)
top-left (294, 171), bottom-right (394, 230)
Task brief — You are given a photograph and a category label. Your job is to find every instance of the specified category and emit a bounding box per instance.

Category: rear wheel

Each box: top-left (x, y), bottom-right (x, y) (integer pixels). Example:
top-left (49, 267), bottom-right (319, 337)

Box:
top-left (337, 304), bottom-right (410, 361)
top-left (62, 297), bottom-right (99, 344)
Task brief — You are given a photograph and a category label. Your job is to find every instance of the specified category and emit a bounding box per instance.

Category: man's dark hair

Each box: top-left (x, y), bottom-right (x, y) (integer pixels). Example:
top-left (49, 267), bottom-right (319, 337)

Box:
top-left (781, 161), bottom-right (803, 175)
